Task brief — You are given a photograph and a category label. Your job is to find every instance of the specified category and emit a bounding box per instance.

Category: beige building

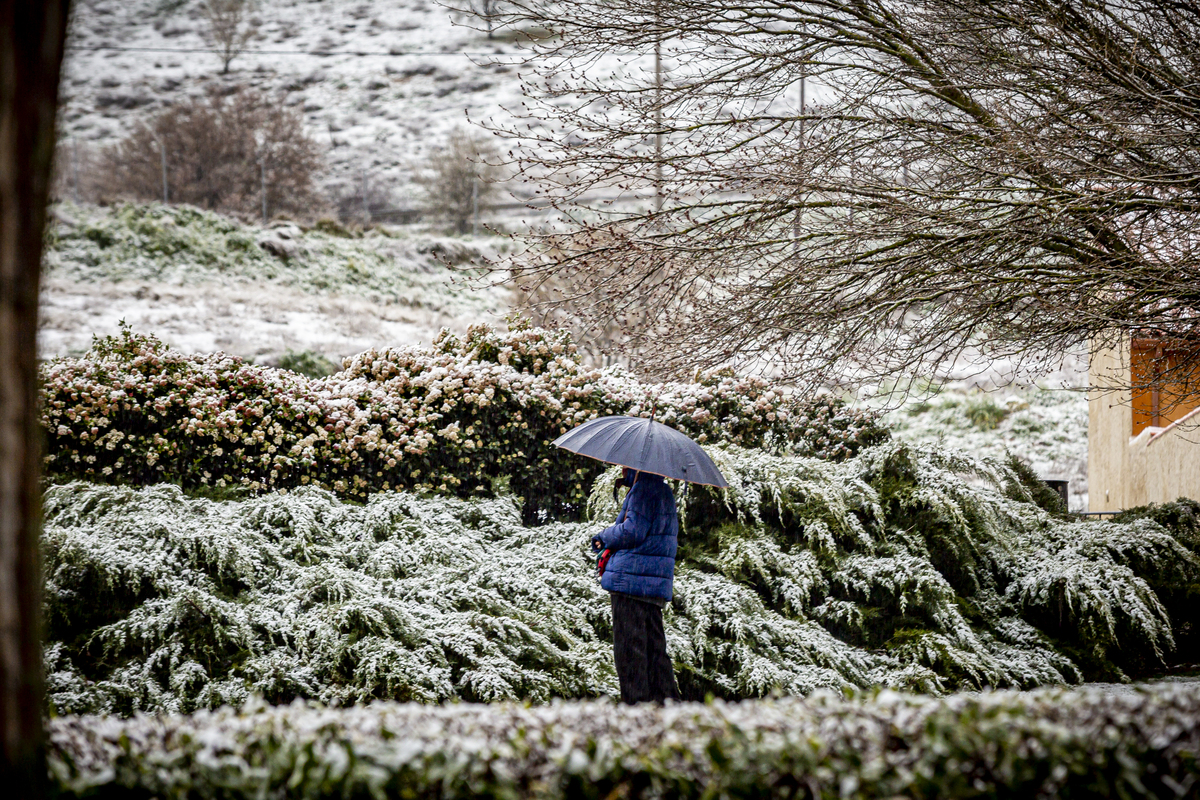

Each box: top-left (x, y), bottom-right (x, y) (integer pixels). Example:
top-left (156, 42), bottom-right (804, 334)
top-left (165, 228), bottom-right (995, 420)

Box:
top-left (1088, 336), bottom-right (1200, 512)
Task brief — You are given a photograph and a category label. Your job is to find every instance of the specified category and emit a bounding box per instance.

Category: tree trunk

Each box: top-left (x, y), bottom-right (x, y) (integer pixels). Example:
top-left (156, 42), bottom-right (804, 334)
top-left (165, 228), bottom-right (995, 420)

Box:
top-left (0, 1), bottom-right (72, 797)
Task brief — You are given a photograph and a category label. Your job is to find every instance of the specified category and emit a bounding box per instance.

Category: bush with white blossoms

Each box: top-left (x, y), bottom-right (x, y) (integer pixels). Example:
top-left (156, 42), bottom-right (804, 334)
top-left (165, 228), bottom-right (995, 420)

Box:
top-left (41, 441), bottom-right (1200, 716)
top-left (40, 324), bottom-right (887, 521)
top-left (46, 686), bottom-right (1200, 799)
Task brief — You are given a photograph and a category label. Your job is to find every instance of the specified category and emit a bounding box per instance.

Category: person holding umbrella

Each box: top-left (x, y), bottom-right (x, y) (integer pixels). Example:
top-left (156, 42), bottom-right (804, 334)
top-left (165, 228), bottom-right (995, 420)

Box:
top-left (553, 415), bottom-right (728, 704)
top-left (591, 466), bottom-right (679, 703)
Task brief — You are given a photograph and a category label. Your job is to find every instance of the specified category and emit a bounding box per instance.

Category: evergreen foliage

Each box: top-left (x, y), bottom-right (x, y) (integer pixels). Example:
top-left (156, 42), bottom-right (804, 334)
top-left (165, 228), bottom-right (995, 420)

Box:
top-left (1112, 499), bottom-right (1200, 669)
top-left (41, 442), bottom-right (1200, 716)
top-left (39, 325), bottom-right (886, 522)
top-left (1002, 452), bottom-right (1069, 517)
top-left (47, 685), bottom-right (1200, 799)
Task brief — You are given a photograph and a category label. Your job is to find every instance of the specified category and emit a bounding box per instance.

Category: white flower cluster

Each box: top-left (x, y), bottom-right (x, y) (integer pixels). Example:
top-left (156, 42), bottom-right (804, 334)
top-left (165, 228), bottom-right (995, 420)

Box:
top-left (47, 684), bottom-right (1200, 799)
top-left (40, 324), bottom-right (885, 515)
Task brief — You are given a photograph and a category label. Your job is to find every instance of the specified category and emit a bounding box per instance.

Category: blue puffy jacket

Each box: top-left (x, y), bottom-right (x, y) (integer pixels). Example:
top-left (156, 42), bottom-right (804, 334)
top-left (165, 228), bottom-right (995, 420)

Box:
top-left (591, 470), bottom-right (678, 601)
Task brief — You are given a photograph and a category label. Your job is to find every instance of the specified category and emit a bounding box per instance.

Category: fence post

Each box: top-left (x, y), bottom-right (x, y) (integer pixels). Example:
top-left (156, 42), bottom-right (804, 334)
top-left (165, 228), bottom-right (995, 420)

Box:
top-left (71, 138), bottom-right (80, 202)
top-left (260, 156), bottom-right (268, 225)
top-left (151, 131), bottom-right (168, 204)
top-left (361, 167), bottom-right (369, 223)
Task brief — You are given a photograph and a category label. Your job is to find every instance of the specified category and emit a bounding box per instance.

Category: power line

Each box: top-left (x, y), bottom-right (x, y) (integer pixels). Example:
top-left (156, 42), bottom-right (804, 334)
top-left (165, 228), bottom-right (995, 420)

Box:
top-left (65, 44), bottom-right (518, 58)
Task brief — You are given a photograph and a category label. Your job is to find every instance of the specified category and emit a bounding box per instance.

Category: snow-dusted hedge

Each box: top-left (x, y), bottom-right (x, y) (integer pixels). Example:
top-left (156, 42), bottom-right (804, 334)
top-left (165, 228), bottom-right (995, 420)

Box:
top-left (40, 324), bottom-right (885, 520)
top-left (41, 442), bottom-right (1200, 716)
top-left (47, 685), bottom-right (1200, 799)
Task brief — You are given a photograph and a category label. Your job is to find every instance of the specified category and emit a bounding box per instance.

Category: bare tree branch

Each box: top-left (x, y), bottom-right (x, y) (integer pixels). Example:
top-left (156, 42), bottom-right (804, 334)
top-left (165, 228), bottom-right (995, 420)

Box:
top-left (495, 0), bottom-right (1200, 392)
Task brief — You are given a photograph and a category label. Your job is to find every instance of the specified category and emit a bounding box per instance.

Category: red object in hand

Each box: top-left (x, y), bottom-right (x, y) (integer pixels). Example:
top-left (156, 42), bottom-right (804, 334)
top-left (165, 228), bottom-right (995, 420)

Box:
top-left (597, 548), bottom-right (613, 577)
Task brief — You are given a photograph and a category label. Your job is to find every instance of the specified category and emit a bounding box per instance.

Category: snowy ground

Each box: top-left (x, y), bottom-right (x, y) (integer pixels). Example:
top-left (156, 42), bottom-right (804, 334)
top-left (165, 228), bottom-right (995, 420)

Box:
top-left (41, 201), bottom-right (509, 363)
top-left (40, 275), bottom-right (486, 361)
top-left (879, 385), bottom-right (1090, 512)
top-left (59, 0), bottom-right (570, 220)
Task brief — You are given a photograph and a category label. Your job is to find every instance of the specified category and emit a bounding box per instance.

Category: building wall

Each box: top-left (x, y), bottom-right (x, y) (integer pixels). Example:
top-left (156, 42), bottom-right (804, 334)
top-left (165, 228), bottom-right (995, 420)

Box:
top-left (1089, 339), bottom-right (1200, 511)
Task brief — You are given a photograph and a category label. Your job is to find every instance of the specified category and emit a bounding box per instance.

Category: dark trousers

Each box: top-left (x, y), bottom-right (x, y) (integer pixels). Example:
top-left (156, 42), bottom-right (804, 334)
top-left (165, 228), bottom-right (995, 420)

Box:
top-left (610, 593), bottom-right (680, 704)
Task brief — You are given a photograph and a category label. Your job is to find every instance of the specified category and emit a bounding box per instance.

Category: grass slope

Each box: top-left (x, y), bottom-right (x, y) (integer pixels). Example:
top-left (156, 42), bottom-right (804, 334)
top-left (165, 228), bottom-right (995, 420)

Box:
top-left (41, 202), bottom-right (508, 360)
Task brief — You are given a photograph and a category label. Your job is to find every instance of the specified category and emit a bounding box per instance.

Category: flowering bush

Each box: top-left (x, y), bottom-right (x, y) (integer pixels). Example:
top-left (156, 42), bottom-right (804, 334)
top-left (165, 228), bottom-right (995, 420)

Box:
top-left (47, 685), bottom-right (1200, 799)
top-left (40, 442), bottom-right (1199, 716)
top-left (40, 324), bottom-right (887, 521)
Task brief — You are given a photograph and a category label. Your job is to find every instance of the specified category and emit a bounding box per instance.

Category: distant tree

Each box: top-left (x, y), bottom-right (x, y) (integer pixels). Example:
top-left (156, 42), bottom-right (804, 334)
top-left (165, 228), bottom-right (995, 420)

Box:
top-left (201, 0), bottom-right (257, 74)
top-left (0, 2), bottom-right (71, 798)
top-left (465, 0), bottom-right (507, 39)
top-left (415, 127), bottom-right (504, 235)
top-left (333, 174), bottom-right (397, 225)
top-left (514, 226), bottom-right (654, 369)
top-left (100, 87), bottom-right (323, 220)
top-left (500, 0), bottom-right (1200, 392)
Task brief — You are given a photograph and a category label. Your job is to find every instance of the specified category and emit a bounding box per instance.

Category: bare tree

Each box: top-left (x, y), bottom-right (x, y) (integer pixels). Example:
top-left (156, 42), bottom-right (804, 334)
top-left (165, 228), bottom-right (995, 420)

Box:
top-left (514, 228), bottom-right (648, 368)
top-left (201, 0), bottom-right (257, 74)
top-left (0, 1), bottom-right (71, 796)
top-left (99, 87), bottom-right (323, 220)
top-left (415, 127), bottom-right (504, 235)
top-left (498, 0), bottom-right (1200, 393)
top-left (466, 0), bottom-right (507, 39)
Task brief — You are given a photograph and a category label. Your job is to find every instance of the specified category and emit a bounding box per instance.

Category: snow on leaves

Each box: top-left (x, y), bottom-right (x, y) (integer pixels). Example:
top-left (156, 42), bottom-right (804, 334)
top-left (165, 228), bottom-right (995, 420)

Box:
top-left (46, 685), bottom-right (1200, 799)
top-left (42, 439), bottom-right (1200, 715)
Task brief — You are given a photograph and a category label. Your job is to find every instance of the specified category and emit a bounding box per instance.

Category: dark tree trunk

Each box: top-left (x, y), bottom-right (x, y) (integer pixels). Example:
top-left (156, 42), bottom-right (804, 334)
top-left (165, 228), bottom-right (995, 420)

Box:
top-left (0, 1), bottom-right (71, 797)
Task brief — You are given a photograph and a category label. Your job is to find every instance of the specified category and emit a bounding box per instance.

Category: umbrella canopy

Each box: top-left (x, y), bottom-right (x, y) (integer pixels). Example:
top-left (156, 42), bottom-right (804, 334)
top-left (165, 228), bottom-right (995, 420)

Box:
top-left (552, 415), bottom-right (728, 487)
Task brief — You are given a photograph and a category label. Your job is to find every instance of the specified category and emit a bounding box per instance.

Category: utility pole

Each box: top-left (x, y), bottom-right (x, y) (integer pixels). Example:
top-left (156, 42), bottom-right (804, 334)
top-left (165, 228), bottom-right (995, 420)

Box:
top-left (799, 74), bottom-right (807, 139)
top-left (793, 56), bottom-right (807, 256)
top-left (653, 13), bottom-right (663, 215)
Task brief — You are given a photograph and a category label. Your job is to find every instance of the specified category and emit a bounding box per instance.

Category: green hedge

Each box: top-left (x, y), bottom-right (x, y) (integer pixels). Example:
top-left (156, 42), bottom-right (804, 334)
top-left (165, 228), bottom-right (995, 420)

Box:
top-left (47, 685), bottom-right (1200, 799)
top-left (40, 323), bottom-right (886, 521)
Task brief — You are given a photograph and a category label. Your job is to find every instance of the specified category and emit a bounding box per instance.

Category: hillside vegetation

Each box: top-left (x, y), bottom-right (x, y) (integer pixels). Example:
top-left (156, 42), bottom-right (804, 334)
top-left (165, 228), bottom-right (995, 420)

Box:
top-left (47, 201), bottom-right (502, 314)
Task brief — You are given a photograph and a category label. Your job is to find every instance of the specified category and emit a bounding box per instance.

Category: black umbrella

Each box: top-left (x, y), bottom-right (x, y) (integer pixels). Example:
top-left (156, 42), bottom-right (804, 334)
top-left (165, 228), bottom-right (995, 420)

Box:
top-left (552, 415), bottom-right (728, 487)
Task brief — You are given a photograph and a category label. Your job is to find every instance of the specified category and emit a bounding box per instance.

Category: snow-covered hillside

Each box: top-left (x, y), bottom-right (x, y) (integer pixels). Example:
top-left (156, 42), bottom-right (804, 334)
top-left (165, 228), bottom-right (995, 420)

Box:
top-left (48, 1), bottom-right (530, 361)
top-left (60, 0), bottom-right (532, 214)
top-left (41, 201), bottom-right (508, 361)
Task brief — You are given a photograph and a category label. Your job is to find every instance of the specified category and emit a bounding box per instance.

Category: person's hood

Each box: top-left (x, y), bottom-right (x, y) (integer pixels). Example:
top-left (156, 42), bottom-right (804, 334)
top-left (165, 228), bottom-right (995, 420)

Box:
top-left (622, 467), bottom-right (664, 484)
top-left (613, 468), bottom-right (664, 501)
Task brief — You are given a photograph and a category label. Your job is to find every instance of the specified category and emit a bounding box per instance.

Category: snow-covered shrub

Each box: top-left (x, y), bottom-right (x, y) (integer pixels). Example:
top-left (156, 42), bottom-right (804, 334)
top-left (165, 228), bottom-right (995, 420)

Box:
top-left (96, 88), bottom-right (321, 218)
top-left (47, 685), bottom-right (1200, 799)
top-left (40, 324), bottom-right (886, 521)
top-left (617, 443), bottom-right (1199, 693)
top-left (42, 481), bottom-right (613, 715)
top-left (275, 349), bottom-right (339, 378)
top-left (41, 441), bottom-right (1199, 715)
top-left (1112, 498), bottom-right (1200, 668)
